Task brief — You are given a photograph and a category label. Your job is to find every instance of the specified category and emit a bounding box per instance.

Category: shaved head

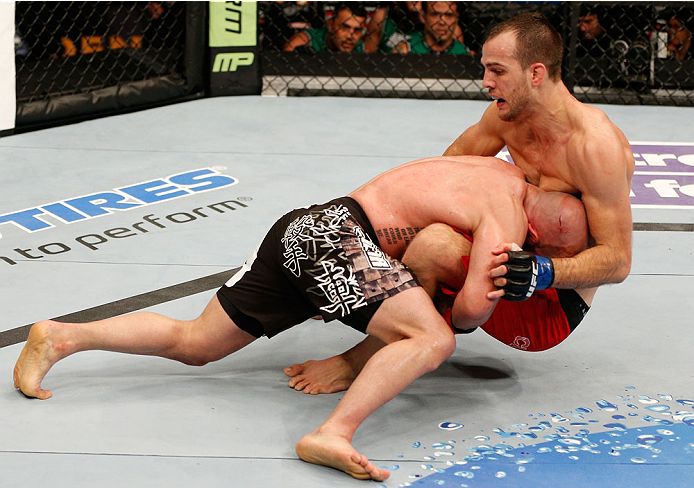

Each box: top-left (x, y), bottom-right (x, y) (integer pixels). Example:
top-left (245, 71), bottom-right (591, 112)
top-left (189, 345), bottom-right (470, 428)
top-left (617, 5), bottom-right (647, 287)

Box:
top-left (527, 191), bottom-right (588, 258)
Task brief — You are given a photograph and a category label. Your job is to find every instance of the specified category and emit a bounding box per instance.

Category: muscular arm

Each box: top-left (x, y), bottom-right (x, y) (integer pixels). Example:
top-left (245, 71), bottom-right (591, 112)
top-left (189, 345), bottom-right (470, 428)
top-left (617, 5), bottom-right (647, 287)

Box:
top-left (452, 199), bottom-right (528, 329)
top-left (444, 104), bottom-right (506, 157)
top-left (551, 137), bottom-right (633, 288)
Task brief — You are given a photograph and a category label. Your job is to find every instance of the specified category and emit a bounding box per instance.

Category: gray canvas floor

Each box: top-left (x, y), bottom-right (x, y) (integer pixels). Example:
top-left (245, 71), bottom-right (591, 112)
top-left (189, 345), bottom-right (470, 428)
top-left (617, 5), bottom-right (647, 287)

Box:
top-left (1, 96), bottom-right (693, 488)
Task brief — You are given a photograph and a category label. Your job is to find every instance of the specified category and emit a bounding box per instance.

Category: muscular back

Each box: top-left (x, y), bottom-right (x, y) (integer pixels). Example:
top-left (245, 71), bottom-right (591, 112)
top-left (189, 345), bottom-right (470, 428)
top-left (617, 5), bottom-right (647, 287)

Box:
top-left (349, 156), bottom-right (528, 259)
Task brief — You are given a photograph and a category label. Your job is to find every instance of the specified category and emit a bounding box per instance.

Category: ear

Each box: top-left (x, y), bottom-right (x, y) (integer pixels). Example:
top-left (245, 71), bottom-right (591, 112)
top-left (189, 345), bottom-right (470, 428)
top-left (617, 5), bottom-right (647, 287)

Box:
top-left (530, 63), bottom-right (546, 87)
top-left (526, 222), bottom-right (539, 245)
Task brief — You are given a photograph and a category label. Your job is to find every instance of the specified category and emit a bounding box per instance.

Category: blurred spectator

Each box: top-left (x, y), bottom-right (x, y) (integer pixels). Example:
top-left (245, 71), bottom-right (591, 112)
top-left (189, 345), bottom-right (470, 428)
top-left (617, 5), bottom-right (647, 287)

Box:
top-left (666, 14), bottom-right (691, 60)
top-left (260, 2), bottom-right (323, 51)
top-left (576, 8), bottom-right (611, 57)
top-left (364, 3), bottom-right (416, 53)
top-left (283, 3), bottom-right (368, 53)
top-left (14, 30), bottom-right (29, 56)
top-left (393, 1), bottom-right (470, 54)
top-left (579, 12), bottom-right (603, 40)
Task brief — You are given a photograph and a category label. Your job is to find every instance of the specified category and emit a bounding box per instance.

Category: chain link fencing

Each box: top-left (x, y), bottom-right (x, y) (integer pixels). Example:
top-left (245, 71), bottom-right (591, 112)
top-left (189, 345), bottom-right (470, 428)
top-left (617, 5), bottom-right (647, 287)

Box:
top-left (259, 1), bottom-right (694, 106)
top-left (14, 1), bottom-right (204, 130)
top-left (11, 0), bottom-right (694, 132)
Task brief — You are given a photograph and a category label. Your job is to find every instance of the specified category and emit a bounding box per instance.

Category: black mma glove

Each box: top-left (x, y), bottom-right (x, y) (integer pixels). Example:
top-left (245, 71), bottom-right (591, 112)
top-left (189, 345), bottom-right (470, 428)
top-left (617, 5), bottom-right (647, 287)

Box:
top-left (500, 251), bottom-right (554, 302)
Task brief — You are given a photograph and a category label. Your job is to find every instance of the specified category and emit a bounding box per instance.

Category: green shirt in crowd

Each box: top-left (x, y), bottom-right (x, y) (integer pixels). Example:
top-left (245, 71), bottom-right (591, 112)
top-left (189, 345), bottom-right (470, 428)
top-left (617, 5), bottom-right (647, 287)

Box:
top-left (301, 25), bottom-right (366, 53)
top-left (404, 31), bottom-right (470, 55)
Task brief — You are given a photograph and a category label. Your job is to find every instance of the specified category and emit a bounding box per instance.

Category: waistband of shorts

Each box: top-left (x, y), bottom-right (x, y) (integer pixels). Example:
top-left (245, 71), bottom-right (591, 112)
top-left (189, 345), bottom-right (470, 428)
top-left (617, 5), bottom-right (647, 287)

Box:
top-left (334, 196), bottom-right (379, 243)
top-left (556, 289), bottom-right (590, 331)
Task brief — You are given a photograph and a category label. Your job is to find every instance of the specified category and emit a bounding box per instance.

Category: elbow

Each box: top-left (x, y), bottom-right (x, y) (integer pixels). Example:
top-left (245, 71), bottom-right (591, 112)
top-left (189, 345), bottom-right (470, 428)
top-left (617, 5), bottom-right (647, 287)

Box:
top-left (613, 259), bottom-right (631, 284)
top-left (612, 248), bottom-right (632, 283)
top-left (453, 303), bottom-right (493, 330)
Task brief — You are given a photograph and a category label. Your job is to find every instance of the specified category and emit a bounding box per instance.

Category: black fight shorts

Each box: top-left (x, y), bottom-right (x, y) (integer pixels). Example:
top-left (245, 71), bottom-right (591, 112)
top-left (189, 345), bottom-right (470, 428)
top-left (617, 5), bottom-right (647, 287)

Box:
top-left (216, 197), bottom-right (420, 338)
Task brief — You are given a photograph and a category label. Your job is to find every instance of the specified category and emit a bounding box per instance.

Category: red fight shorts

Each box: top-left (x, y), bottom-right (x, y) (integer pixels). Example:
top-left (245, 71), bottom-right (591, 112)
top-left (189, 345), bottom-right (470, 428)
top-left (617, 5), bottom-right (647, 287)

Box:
top-left (443, 256), bottom-right (589, 352)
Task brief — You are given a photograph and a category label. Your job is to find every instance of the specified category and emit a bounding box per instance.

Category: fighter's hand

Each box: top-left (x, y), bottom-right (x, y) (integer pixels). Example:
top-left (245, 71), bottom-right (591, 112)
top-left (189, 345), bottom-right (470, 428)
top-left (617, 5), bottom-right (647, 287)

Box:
top-left (488, 244), bottom-right (555, 301)
top-left (486, 243), bottom-right (521, 299)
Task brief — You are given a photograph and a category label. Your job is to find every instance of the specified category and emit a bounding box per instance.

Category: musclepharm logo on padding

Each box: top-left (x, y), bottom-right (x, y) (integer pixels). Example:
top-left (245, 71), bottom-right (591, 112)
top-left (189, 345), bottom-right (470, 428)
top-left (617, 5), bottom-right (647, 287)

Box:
top-left (212, 52), bottom-right (255, 72)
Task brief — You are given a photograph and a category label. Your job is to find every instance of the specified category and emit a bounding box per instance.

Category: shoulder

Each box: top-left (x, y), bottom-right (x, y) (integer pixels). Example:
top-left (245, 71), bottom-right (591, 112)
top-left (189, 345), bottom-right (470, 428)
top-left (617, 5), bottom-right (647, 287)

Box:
top-left (566, 103), bottom-right (634, 191)
top-left (568, 104), bottom-right (632, 168)
top-left (569, 102), bottom-right (626, 144)
top-left (471, 164), bottom-right (527, 204)
top-left (502, 169), bottom-right (529, 197)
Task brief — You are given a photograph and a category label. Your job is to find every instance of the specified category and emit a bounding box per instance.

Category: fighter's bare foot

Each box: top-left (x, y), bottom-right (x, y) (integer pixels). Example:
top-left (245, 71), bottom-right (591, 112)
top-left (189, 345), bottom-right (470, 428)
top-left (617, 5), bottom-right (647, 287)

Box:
top-left (13, 320), bottom-right (73, 399)
top-left (296, 430), bottom-right (390, 481)
top-left (284, 356), bottom-right (356, 395)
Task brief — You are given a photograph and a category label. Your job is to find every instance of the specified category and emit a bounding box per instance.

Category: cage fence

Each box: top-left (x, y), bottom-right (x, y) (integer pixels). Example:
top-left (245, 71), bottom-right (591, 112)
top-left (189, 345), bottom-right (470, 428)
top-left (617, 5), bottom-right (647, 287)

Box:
top-left (259, 1), bottom-right (694, 106)
top-left (12, 0), bottom-right (694, 119)
top-left (13, 1), bottom-right (206, 130)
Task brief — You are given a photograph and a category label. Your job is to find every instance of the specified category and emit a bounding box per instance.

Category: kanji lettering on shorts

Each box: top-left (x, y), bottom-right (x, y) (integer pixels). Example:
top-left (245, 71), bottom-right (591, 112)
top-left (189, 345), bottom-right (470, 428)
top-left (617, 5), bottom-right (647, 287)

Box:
top-left (282, 205), bottom-right (352, 277)
top-left (315, 260), bottom-right (367, 316)
top-left (281, 214), bottom-right (315, 277)
top-left (323, 205), bottom-right (351, 231)
top-left (310, 204), bottom-right (351, 249)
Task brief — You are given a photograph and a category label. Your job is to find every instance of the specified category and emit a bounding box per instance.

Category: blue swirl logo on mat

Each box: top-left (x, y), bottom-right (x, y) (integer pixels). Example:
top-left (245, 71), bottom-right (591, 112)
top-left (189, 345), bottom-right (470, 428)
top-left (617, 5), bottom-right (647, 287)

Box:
top-left (381, 389), bottom-right (694, 488)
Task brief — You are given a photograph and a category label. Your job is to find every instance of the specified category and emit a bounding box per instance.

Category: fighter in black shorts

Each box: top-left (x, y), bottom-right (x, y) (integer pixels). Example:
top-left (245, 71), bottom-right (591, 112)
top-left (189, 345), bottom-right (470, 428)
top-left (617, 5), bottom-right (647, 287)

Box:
top-left (15, 155), bottom-right (591, 483)
top-left (217, 197), bottom-right (420, 338)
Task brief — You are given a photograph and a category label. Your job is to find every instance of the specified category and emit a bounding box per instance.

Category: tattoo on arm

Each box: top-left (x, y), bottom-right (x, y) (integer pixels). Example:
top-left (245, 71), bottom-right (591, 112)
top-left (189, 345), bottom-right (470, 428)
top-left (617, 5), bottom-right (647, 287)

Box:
top-left (375, 227), bottom-right (421, 246)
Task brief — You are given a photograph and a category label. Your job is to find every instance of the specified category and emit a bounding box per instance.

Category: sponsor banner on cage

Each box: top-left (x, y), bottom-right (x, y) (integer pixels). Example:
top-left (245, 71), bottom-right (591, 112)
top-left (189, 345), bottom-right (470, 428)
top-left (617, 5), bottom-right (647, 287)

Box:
top-left (208, 1), bottom-right (261, 96)
top-left (0, 2), bottom-right (16, 133)
top-left (498, 142), bottom-right (694, 208)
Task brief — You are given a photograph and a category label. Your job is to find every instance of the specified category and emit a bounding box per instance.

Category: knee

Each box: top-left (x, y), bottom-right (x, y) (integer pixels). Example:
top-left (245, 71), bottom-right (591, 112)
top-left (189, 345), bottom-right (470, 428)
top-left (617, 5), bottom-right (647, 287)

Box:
top-left (174, 321), bottom-right (216, 367)
top-left (180, 354), bottom-right (210, 367)
top-left (433, 329), bottom-right (457, 362)
top-left (419, 329), bottom-right (457, 372)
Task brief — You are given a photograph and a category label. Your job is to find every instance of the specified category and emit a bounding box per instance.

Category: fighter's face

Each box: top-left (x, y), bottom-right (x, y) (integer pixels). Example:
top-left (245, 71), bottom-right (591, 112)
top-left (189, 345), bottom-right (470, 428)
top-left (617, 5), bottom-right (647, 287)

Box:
top-left (481, 32), bottom-right (532, 122)
top-left (328, 9), bottom-right (366, 52)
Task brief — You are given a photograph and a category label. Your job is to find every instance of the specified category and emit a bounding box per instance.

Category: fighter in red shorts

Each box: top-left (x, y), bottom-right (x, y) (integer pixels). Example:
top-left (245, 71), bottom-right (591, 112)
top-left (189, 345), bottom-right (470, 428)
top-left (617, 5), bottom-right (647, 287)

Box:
top-left (441, 230), bottom-right (589, 352)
